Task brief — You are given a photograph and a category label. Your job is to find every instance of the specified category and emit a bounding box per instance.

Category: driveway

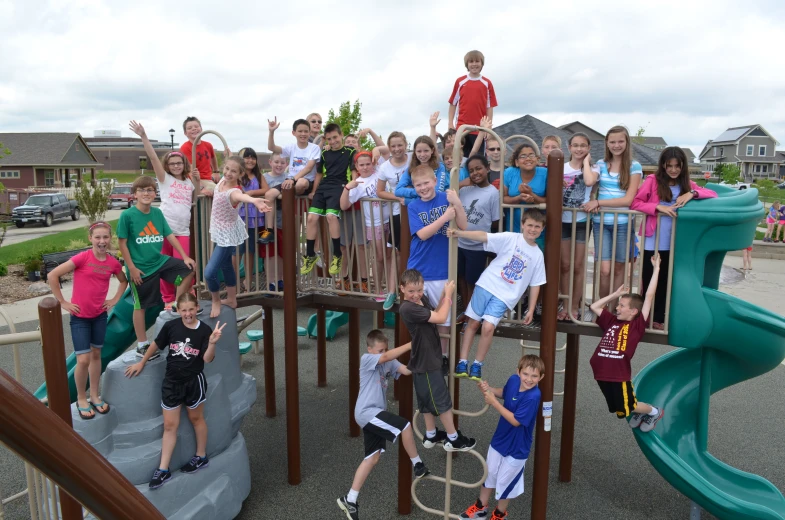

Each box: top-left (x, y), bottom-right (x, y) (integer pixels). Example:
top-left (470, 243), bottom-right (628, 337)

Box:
top-left (2, 208), bottom-right (127, 246)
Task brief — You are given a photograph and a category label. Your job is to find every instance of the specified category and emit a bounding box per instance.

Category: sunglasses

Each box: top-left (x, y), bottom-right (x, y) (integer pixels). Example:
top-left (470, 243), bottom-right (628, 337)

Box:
top-left (486, 147), bottom-right (501, 152)
top-left (310, 119), bottom-right (322, 124)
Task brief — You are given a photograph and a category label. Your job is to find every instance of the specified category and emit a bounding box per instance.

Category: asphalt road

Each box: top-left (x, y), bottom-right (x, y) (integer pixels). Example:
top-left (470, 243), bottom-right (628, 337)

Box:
top-left (1, 302), bottom-right (783, 520)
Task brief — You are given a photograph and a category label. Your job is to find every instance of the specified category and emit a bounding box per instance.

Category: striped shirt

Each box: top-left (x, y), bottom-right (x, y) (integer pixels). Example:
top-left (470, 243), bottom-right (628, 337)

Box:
top-left (594, 160), bottom-right (642, 225)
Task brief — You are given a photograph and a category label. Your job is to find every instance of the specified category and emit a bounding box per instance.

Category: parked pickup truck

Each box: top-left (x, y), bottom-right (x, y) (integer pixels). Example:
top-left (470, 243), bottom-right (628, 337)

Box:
top-left (108, 184), bottom-right (135, 209)
top-left (718, 181), bottom-right (752, 190)
top-left (12, 193), bottom-right (81, 228)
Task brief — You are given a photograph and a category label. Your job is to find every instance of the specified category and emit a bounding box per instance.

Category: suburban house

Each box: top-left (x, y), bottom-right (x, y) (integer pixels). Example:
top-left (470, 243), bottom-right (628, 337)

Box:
top-left (559, 121), bottom-right (605, 141)
top-left (699, 124), bottom-right (784, 180)
top-left (0, 133), bottom-right (102, 190)
top-left (638, 136), bottom-right (668, 150)
top-left (84, 130), bottom-right (180, 172)
top-left (495, 115), bottom-right (661, 172)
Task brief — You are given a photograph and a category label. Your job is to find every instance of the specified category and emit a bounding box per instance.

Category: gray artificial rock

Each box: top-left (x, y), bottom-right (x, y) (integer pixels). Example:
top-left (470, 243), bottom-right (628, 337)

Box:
top-left (27, 281), bottom-right (52, 296)
top-left (72, 302), bottom-right (256, 519)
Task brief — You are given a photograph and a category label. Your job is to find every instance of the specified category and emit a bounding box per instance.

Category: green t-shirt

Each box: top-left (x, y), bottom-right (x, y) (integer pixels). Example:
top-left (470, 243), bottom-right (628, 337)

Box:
top-left (118, 205), bottom-right (172, 276)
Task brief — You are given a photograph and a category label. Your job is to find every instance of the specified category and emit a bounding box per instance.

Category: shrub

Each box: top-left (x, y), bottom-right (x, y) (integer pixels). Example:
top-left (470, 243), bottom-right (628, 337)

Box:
top-left (74, 181), bottom-right (112, 223)
top-left (0, 261), bottom-right (7, 276)
top-left (24, 257), bottom-right (42, 275)
top-left (68, 239), bottom-right (88, 250)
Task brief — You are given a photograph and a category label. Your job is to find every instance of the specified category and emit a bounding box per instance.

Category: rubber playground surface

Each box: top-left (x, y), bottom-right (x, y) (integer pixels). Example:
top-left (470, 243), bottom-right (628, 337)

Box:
top-left (1, 301), bottom-right (783, 520)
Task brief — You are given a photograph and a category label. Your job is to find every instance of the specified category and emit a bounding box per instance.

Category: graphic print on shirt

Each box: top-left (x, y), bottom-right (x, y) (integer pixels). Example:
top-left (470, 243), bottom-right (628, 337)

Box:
top-left (417, 205), bottom-right (448, 235)
top-left (500, 246), bottom-right (527, 284)
top-left (465, 198), bottom-right (486, 225)
top-left (136, 221), bottom-right (164, 244)
top-left (168, 337), bottom-right (201, 360)
top-left (597, 323), bottom-right (630, 360)
top-left (563, 173), bottom-right (587, 209)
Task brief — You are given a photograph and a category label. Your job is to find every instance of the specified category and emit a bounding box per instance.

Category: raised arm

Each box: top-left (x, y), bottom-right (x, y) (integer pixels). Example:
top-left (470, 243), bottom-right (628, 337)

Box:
top-left (429, 111), bottom-right (441, 144)
top-left (640, 254), bottom-right (661, 322)
top-left (582, 154), bottom-right (598, 187)
top-left (428, 280), bottom-right (455, 324)
top-left (590, 283), bottom-right (628, 316)
top-left (267, 118), bottom-right (283, 154)
top-left (129, 121), bottom-right (166, 183)
top-left (446, 189), bottom-right (468, 230)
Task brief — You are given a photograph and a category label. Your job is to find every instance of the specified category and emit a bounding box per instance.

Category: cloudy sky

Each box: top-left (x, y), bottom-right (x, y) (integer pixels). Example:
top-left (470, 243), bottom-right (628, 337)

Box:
top-left (3, 0), bottom-right (785, 160)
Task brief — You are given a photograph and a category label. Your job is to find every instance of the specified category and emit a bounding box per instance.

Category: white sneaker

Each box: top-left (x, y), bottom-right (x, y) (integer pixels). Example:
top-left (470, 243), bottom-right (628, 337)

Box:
top-left (639, 408), bottom-right (665, 433)
top-left (628, 413), bottom-right (643, 428)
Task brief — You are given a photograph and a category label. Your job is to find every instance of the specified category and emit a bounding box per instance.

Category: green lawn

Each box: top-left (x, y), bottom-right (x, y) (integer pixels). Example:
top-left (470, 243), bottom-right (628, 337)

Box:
top-left (0, 220), bottom-right (119, 264)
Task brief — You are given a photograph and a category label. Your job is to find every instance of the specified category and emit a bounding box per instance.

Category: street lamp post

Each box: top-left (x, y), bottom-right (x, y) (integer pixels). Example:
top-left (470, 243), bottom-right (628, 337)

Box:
top-left (169, 129), bottom-right (175, 150)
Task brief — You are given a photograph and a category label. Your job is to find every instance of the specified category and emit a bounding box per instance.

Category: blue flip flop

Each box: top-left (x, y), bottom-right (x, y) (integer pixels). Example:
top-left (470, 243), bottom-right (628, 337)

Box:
top-left (89, 399), bottom-right (110, 415)
top-left (78, 405), bottom-right (95, 420)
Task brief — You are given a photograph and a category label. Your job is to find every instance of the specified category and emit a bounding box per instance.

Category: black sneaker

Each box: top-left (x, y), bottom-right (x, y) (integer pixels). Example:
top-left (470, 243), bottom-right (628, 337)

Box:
top-left (413, 461), bottom-right (430, 480)
top-left (442, 356), bottom-right (449, 378)
top-left (149, 469), bottom-right (171, 489)
top-left (180, 455), bottom-right (209, 474)
top-left (444, 430), bottom-right (477, 452)
top-left (337, 495), bottom-right (359, 520)
top-left (136, 343), bottom-right (160, 361)
top-left (423, 429), bottom-right (448, 449)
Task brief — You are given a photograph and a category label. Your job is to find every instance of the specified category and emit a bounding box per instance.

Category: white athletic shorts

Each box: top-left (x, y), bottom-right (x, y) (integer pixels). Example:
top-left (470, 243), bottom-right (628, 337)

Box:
top-left (423, 279), bottom-right (451, 326)
top-left (484, 445), bottom-right (527, 501)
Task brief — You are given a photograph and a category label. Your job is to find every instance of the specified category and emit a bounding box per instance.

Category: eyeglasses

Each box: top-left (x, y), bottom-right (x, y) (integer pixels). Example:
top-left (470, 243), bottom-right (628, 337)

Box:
top-left (486, 147), bottom-right (501, 152)
top-left (518, 154), bottom-right (537, 160)
top-left (168, 161), bottom-right (184, 167)
top-left (310, 119), bottom-right (322, 124)
top-left (136, 188), bottom-right (156, 194)
top-left (570, 144), bottom-right (589, 149)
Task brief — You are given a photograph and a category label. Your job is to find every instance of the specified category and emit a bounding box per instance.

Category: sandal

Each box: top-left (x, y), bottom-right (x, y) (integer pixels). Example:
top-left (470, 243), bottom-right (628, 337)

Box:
top-left (89, 399), bottom-right (110, 415)
top-left (556, 310), bottom-right (569, 321)
top-left (77, 405), bottom-right (95, 420)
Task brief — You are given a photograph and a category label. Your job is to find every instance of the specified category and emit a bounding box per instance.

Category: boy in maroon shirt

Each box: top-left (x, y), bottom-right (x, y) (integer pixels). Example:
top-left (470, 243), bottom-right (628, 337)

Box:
top-left (588, 254), bottom-right (664, 433)
top-left (448, 50), bottom-right (498, 159)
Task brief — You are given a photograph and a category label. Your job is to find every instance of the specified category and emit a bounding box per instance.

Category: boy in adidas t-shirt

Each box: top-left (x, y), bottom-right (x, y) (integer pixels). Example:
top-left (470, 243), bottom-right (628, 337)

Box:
top-left (448, 210), bottom-right (546, 381)
top-left (118, 175), bottom-right (196, 361)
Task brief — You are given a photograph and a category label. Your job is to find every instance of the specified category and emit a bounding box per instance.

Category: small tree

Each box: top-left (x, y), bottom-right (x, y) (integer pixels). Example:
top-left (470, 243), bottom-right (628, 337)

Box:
top-left (632, 125), bottom-right (648, 145)
top-left (715, 163), bottom-right (742, 185)
top-left (74, 181), bottom-right (112, 223)
top-left (326, 100), bottom-right (375, 150)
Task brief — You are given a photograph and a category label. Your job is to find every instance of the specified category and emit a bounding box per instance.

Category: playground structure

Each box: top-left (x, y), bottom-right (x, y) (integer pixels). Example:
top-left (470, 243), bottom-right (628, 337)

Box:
top-left (0, 127), bottom-right (783, 519)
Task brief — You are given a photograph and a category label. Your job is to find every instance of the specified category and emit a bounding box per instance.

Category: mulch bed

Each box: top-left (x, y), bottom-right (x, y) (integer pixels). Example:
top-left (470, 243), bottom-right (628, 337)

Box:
top-left (0, 264), bottom-right (72, 305)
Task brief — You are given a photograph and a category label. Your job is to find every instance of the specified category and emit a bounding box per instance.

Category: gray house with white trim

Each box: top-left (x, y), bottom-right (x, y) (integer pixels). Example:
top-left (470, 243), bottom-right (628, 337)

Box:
top-left (699, 125), bottom-right (783, 180)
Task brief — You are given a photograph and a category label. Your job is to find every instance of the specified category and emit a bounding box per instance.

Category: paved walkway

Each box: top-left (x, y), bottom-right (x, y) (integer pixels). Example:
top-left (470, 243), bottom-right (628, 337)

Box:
top-left (2, 209), bottom-right (126, 246)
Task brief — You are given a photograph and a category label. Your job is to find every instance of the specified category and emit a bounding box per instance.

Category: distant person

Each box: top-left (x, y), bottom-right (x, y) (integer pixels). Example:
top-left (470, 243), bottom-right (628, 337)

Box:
top-left (258, 152), bottom-right (287, 292)
top-left (129, 120), bottom-right (196, 310)
top-left (631, 146), bottom-right (717, 327)
top-left (777, 202), bottom-right (785, 242)
top-left (266, 118), bottom-right (321, 200)
top-left (588, 255), bottom-right (665, 433)
top-left (48, 221), bottom-right (128, 420)
top-left (742, 244), bottom-right (753, 271)
top-left (235, 147), bottom-right (266, 291)
top-left (336, 330), bottom-right (429, 520)
top-left (180, 116), bottom-right (227, 196)
top-left (118, 175), bottom-right (196, 361)
top-left (539, 135), bottom-right (562, 166)
top-left (125, 293), bottom-right (225, 489)
top-left (307, 112), bottom-right (324, 146)
top-left (448, 50), bottom-right (498, 158)
top-left (375, 131), bottom-right (411, 251)
top-left (459, 355), bottom-right (544, 520)
top-left (763, 201), bottom-right (780, 242)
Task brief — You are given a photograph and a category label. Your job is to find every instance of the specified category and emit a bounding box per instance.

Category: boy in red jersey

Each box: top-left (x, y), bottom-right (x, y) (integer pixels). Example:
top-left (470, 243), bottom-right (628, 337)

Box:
top-left (180, 116), bottom-right (223, 195)
top-left (448, 50), bottom-right (498, 159)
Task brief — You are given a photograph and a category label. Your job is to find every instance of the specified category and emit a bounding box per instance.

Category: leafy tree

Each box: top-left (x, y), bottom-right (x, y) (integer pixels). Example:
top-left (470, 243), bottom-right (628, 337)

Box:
top-left (326, 100), bottom-right (375, 150)
top-left (632, 125), bottom-right (648, 145)
top-left (74, 181), bottom-right (112, 223)
top-left (715, 163), bottom-right (742, 185)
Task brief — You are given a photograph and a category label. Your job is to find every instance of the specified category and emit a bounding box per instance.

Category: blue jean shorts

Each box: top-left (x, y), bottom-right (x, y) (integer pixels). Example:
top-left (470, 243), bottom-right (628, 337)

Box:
top-left (70, 312), bottom-right (108, 355)
top-left (593, 221), bottom-right (637, 263)
top-left (465, 286), bottom-right (509, 327)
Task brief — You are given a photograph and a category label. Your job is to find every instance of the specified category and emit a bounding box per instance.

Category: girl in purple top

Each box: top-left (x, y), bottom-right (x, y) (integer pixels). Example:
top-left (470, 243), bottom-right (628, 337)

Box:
top-left (47, 222), bottom-right (128, 419)
top-left (236, 148), bottom-right (266, 291)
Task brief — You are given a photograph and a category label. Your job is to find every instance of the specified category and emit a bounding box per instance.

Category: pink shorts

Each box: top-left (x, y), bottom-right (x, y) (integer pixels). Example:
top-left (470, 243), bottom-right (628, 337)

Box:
top-left (365, 223), bottom-right (390, 242)
top-left (767, 217), bottom-right (776, 224)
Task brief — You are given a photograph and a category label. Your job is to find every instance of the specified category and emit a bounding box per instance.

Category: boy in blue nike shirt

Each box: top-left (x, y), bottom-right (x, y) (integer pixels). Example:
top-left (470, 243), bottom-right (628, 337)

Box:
top-left (460, 354), bottom-right (544, 520)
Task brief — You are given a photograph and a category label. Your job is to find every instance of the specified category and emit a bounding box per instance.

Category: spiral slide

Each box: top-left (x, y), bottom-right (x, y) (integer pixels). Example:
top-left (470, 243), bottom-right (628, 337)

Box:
top-left (33, 287), bottom-right (162, 402)
top-left (633, 186), bottom-right (785, 520)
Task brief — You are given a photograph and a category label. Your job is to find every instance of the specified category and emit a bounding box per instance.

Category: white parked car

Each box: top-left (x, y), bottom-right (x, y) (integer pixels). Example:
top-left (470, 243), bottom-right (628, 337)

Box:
top-left (718, 181), bottom-right (752, 190)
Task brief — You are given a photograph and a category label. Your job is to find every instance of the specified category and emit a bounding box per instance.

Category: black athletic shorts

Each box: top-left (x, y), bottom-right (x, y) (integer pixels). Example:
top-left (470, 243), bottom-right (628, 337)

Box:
top-left (596, 380), bottom-right (637, 418)
top-left (413, 370), bottom-right (452, 416)
top-left (362, 411), bottom-right (410, 458)
top-left (390, 213), bottom-right (401, 250)
top-left (161, 372), bottom-right (208, 410)
top-left (308, 183), bottom-right (344, 218)
top-left (130, 257), bottom-right (193, 310)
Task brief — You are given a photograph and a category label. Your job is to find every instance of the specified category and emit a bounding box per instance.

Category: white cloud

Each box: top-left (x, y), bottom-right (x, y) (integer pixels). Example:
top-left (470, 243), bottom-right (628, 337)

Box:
top-left (2, 0), bottom-right (785, 159)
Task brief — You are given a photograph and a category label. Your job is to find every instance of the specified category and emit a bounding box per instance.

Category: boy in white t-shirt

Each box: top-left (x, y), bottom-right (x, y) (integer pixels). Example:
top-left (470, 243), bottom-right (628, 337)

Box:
top-left (340, 151), bottom-right (397, 307)
top-left (448, 210), bottom-right (546, 381)
top-left (266, 117), bottom-right (320, 197)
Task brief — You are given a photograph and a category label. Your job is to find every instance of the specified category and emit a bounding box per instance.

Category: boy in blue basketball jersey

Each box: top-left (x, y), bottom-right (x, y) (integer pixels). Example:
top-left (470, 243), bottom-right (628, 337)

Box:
top-left (459, 354), bottom-right (544, 520)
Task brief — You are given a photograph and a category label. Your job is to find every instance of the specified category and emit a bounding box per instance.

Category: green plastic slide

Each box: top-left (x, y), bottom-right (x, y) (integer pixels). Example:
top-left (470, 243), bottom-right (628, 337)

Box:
top-left (633, 185), bottom-right (785, 520)
top-left (33, 287), bottom-right (162, 402)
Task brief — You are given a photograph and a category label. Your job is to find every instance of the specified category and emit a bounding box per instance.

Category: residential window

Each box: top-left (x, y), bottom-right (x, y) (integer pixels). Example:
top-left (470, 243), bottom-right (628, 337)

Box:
top-left (44, 169), bottom-right (55, 187)
top-left (720, 147), bottom-right (724, 157)
top-left (713, 147), bottom-right (717, 157)
top-left (759, 145), bottom-right (766, 156)
top-left (0, 170), bottom-right (20, 179)
top-left (746, 145), bottom-right (754, 156)
top-left (754, 165), bottom-right (768, 173)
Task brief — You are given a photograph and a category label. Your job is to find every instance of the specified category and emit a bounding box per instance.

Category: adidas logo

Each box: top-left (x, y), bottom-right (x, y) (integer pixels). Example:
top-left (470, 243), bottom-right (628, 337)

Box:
top-left (136, 222), bottom-right (164, 244)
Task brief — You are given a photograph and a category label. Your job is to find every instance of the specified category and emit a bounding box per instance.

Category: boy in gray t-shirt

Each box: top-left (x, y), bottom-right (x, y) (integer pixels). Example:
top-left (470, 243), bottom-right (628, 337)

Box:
top-left (337, 330), bottom-right (429, 519)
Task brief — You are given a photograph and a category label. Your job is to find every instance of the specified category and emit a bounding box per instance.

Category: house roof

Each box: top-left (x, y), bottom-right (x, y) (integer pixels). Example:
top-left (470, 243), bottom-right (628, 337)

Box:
top-left (558, 121), bottom-right (605, 140)
top-left (640, 136), bottom-right (667, 146)
top-left (0, 133), bottom-right (101, 167)
top-left (712, 126), bottom-right (754, 144)
top-left (681, 148), bottom-right (697, 163)
top-left (493, 115), bottom-right (660, 166)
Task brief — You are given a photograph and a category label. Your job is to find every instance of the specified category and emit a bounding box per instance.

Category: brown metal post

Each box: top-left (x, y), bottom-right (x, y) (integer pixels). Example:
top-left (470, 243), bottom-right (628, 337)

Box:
top-left (262, 305), bottom-right (276, 418)
top-left (530, 149), bottom-right (564, 520)
top-left (317, 307), bottom-right (327, 387)
top-left (38, 297), bottom-right (83, 520)
top-left (559, 333), bottom-right (580, 482)
top-left (348, 309), bottom-right (361, 437)
top-left (281, 187), bottom-right (301, 485)
top-left (396, 209), bottom-right (413, 515)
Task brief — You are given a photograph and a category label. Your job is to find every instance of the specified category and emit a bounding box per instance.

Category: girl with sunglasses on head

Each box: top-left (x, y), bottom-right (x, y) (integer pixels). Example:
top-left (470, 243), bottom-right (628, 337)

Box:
top-left (130, 120), bottom-right (197, 310)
